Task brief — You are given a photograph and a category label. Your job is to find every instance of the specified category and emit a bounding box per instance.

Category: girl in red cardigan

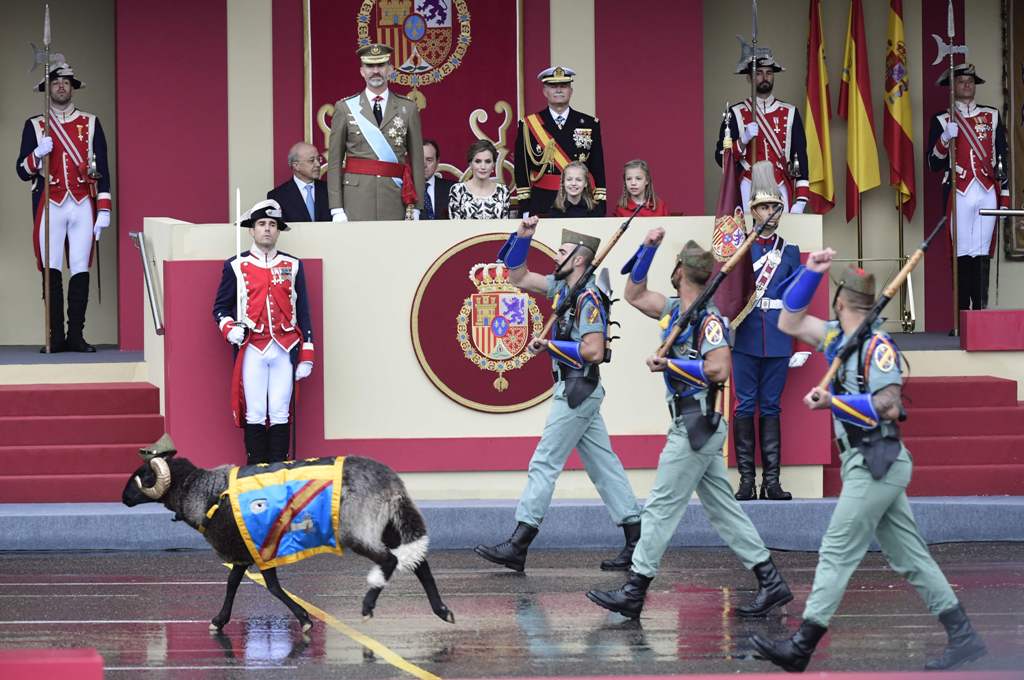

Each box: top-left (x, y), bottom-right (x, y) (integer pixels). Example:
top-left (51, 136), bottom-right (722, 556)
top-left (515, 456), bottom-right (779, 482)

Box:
top-left (613, 159), bottom-right (670, 217)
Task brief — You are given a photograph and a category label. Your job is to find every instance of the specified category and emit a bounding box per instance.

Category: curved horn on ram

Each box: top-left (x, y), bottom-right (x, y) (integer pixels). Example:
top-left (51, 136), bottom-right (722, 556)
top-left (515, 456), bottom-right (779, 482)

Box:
top-left (137, 456), bottom-right (171, 499)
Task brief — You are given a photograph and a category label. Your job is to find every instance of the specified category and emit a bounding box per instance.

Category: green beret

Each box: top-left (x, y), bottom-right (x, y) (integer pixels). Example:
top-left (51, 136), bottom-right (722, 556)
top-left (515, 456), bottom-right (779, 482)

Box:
top-left (676, 240), bottom-right (714, 277)
top-left (838, 265), bottom-right (875, 297)
top-left (561, 228), bottom-right (600, 254)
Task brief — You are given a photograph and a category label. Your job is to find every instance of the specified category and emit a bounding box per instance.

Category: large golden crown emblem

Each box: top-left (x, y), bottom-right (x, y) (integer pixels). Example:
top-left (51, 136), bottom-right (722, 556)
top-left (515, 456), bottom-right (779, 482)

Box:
top-left (457, 263), bottom-right (544, 392)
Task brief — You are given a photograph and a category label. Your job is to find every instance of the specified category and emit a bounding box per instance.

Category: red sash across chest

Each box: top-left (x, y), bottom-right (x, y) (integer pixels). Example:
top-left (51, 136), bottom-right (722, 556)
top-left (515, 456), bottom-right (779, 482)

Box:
top-left (240, 259), bottom-right (301, 352)
top-left (36, 113), bottom-right (93, 203)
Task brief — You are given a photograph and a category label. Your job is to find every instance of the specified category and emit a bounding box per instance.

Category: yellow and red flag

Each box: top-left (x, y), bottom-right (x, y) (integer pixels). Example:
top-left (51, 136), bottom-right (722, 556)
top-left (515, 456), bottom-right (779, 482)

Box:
top-left (883, 0), bottom-right (916, 220)
top-left (804, 0), bottom-right (834, 214)
top-left (838, 0), bottom-right (880, 222)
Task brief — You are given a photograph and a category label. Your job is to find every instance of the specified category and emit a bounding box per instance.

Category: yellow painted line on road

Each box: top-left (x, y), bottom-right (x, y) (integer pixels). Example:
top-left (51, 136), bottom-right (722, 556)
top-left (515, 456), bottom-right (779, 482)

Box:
top-left (228, 565), bottom-right (441, 680)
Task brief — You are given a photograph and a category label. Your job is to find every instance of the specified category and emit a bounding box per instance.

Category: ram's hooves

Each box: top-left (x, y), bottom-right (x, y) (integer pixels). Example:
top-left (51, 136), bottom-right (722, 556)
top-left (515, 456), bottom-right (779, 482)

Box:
top-left (362, 612), bottom-right (374, 622)
top-left (436, 606), bottom-right (455, 624)
top-left (209, 622), bottom-right (224, 632)
top-left (301, 620), bottom-right (313, 633)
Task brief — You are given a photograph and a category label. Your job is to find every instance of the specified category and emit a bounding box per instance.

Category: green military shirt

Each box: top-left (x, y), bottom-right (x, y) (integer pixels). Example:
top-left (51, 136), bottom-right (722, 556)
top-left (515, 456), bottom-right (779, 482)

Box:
top-left (659, 298), bottom-right (729, 403)
top-left (544, 274), bottom-right (606, 372)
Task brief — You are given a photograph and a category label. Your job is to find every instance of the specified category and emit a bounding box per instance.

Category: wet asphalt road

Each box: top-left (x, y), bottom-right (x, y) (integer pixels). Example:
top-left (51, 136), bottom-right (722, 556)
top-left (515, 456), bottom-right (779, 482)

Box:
top-left (0, 543), bottom-right (1022, 678)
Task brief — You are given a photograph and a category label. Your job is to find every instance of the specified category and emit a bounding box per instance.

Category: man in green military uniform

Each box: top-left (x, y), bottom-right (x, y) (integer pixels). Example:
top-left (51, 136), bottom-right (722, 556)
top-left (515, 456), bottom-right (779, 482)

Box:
top-left (586, 231), bottom-right (792, 620)
top-left (326, 43), bottom-right (424, 222)
top-left (474, 216), bottom-right (642, 572)
top-left (751, 252), bottom-right (987, 672)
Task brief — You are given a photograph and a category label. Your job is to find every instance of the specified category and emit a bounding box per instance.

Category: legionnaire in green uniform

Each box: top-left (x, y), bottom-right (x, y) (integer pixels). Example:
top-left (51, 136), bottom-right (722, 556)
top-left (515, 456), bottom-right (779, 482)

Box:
top-left (586, 231), bottom-right (792, 620)
top-left (474, 216), bottom-right (642, 572)
top-left (751, 251), bottom-right (987, 673)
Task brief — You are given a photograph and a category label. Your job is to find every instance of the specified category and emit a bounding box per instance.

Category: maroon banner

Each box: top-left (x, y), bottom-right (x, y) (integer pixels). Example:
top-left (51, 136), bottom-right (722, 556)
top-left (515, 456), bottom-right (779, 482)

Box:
top-left (309, 0), bottom-right (518, 181)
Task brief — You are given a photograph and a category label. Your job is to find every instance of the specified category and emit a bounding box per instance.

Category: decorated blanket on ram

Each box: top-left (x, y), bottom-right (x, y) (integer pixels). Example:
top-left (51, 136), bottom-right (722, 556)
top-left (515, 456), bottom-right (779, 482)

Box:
top-left (228, 457), bottom-right (345, 569)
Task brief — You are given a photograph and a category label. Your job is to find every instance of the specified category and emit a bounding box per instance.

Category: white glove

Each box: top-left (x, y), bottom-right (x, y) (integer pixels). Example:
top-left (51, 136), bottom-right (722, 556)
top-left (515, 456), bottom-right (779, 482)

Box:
top-left (226, 326), bottom-right (245, 345)
top-left (941, 122), bottom-right (959, 144)
top-left (740, 122), bottom-right (759, 145)
top-left (33, 136), bottom-right (53, 160)
top-left (410, 208), bottom-right (421, 220)
top-left (93, 210), bottom-right (111, 240)
top-left (295, 361), bottom-right (313, 381)
top-left (522, 211), bottom-right (531, 219)
top-left (790, 200), bottom-right (806, 215)
top-left (331, 208), bottom-right (348, 223)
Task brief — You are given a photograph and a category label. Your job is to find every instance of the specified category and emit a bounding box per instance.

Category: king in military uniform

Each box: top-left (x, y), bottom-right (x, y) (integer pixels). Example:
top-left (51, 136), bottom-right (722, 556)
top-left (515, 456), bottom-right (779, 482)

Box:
top-left (212, 200), bottom-right (315, 464)
top-left (927, 62), bottom-right (1009, 312)
top-left (587, 233), bottom-right (792, 620)
top-left (327, 43), bottom-right (424, 222)
top-left (715, 55), bottom-right (809, 214)
top-left (475, 217), bottom-right (641, 573)
top-left (732, 161), bottom-right (801, 501)
top-left (17, 63), bottom-right (111, 353)
top-left (751, 254), bottom-right (987, 673)
top-left (513, 66), bottom-right (606, 217)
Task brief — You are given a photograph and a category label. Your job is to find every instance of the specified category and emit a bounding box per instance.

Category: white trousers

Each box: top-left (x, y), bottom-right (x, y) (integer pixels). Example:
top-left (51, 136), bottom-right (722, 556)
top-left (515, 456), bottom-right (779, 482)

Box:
top-left (953, 181), bottom-right (997, 257)
top-left (740, 177), bottom-right (791, 213)
top-left (39, 197), bottom-right (93, 273)
top-left (242, 341), bottom-right (293, 425)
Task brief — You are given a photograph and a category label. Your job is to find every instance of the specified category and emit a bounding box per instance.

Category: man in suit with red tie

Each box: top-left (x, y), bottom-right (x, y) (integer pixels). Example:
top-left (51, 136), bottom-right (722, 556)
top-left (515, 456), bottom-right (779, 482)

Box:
top-left (267, 142), bottom-right (331, 223)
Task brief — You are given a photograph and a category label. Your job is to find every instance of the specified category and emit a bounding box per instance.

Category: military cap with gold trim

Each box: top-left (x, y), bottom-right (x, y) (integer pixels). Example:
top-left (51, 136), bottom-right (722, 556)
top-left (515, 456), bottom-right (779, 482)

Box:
top-left (561, 228), bottom-right (599, 254)
top-left (836, 265), bottom-right (875, 297)
top-left (749, 160), bottom-right (784, 209)
top-left (357, 43), bottom-right (393, 65)
top-left (676, 240), bottom-right (714, 278)
top-left (538, 65), bottom-right (576, 84)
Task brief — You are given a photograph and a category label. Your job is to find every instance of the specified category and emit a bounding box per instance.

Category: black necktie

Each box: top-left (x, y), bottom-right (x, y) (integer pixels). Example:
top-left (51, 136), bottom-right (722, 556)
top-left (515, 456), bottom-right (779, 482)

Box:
top-left (424, 181), bottom-right (435, 220)
top-left (373, 96), bottom-right (383, 126)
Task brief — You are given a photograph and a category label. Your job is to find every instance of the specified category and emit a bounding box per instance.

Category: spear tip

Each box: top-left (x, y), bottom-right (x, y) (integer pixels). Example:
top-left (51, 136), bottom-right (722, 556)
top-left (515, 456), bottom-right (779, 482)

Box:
top-left (43, 5), bottom-right (51, 45)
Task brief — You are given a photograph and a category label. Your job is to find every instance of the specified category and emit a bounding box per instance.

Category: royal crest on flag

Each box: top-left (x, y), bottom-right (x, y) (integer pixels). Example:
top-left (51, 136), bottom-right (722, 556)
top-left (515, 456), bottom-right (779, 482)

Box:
top-left (712, 209), bottom-right (747, 262)
top-left (358, 0), bottom-right (471, 107)
top-left (457, 263), bottom-right (543, 392)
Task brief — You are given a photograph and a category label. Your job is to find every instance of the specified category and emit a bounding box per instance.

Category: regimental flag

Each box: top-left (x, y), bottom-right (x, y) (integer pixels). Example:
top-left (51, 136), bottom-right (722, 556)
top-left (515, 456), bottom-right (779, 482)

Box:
top-left (839, 0), bottom-right (881, 222)
top-left (711, 123), bottom-right (755, 326)
top-left (883, 0), bottom-right (916, 220)
top-left (805, 0), bottom-right (835, 214)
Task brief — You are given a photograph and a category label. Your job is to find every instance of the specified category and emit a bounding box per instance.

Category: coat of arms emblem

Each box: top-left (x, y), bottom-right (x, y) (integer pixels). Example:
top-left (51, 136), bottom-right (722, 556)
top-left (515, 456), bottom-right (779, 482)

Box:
top-left (358, 0), bottom-right (471, 108)
top-left (712, 207), bottom-right (747, 261)
top-left (457, 263), bottom-right (543, 392)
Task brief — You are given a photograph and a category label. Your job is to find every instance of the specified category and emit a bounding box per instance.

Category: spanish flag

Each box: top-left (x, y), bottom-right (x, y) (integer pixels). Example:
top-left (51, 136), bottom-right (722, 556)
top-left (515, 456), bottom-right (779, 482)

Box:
top-left (804, 0), bottom-right (834, 214)
top-left (838, 0), bottom-right (880, 222)
top-left (883, 0), bottom-right (916, 220)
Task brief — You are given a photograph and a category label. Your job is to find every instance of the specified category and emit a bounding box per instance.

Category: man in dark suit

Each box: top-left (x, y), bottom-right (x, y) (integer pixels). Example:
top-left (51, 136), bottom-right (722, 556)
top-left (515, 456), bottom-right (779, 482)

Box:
top-left (422, 139), bottom-right (453, 220)
top-left (267, 142), bottom-right (332, 222)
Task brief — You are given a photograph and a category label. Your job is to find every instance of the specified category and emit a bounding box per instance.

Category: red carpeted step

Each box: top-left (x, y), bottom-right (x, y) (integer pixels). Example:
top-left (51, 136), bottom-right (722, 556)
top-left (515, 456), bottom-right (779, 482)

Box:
top-left (0, 383), bottom-right (159, 417)
top-left (1, 414), bottom-right (166, 447)
top-left (0, 473), bottom-right (130, 503)
top-left (0, 444), bottom-right (152, 476)
top-left (823, 464), bottom-right (1024, 497)
top-left (902, 376), bottom-right (1017, 409)
top-left (901, 435), bottom-right (1024, 466)
top-left (901, 406), bottom-right (1024, 436)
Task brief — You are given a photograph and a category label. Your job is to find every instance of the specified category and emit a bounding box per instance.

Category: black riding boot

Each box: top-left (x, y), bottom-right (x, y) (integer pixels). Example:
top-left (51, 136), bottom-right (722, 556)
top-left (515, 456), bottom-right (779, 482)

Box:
top-left (600, 521), bottom-right (641, 571)
top-left (977, 256), bottom-right (991, 310)
top-left (267, 423), bottom-right (290, 463)
top-left (474, 522), bottom-right (538, 572)
top-left (244, 424), bottom-right (270, 465)
top-left (40, 268), bottom-right (66, 353)
top-left (924, 603), bottom-right (987, 670)
top-left (733, 416), bottom-right (756, 500)
top-left (956, 255), bottom-right (974, 311)
top-left (759, 416), bottom-right (792, 500)
top-left (751, 619), bottom-right (828, 673)
top-left (65, 272), bottom-right (96, 352)
top-left (586, 570), bottom-right (653, 619)
top-left (735, 558), bottom-right (793, 617)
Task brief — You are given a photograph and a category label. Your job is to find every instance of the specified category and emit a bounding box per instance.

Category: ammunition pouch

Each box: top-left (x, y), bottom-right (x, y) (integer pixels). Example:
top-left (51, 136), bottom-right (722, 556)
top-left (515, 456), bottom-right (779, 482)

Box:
top-left (839, 422), bottom-right (902, 480)
top-left (554, 364), bottom-right (600, 409)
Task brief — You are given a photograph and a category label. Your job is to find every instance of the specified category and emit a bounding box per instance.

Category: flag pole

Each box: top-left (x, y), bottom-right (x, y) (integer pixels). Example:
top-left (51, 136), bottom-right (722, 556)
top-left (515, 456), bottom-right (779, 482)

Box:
top-left (897, 189), bottom-right (908, 331)
top-left (856, 194), bottom-right (863, 266)
top-left (41, 5), bottom-right (52, 353)
top-left (946, 0), bottom-right (960, 336)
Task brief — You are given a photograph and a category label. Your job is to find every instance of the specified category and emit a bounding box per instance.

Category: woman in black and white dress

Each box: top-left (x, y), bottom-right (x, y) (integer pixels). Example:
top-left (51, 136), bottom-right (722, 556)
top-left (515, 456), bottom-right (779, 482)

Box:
top-left (449, 139), bottom-right (510, 219)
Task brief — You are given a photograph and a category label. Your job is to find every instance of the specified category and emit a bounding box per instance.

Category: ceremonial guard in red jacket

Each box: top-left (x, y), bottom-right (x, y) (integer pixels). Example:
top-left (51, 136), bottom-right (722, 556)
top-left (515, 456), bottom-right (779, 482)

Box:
top-left (16, 63), bottom-right (110, 352)
top-left (927, 63), bottom-right (1009, 311)
top-left (213, 200), bottom-right (315, 464)
top-left (514, 66), bottom-right (606, 217)
top-left (715, 55), bottom-right (809, 214)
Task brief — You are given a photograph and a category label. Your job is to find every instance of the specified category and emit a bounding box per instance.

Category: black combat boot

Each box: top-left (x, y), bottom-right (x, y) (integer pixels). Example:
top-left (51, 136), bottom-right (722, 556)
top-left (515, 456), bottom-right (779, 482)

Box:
top-left (586, 570), bottom-right (653, 619)
top-left (40, 268), bottom-right (66, 353)
top-left (474, 522), bottom-right (538, 572)
top-left (735, 558), bottom-right (793, 617)
top-left (65, 272), bottom-right (96, 352)
top-left (759, 416), bottom-right (792, 500)
top-left (978, 256), bottom-right (991, 310)
top-left (244, 424), bottom-right (270, 465)
top-left (924, 603), bottom-right (987, 670)
top-left (600, 521), bottom-right (641, 571)
top-left (751, 619), bottom-right (828, 673)
top-left (733, 416), bottom-right (756, 500)
top-left (267, 423), bottom-right (290, 463)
